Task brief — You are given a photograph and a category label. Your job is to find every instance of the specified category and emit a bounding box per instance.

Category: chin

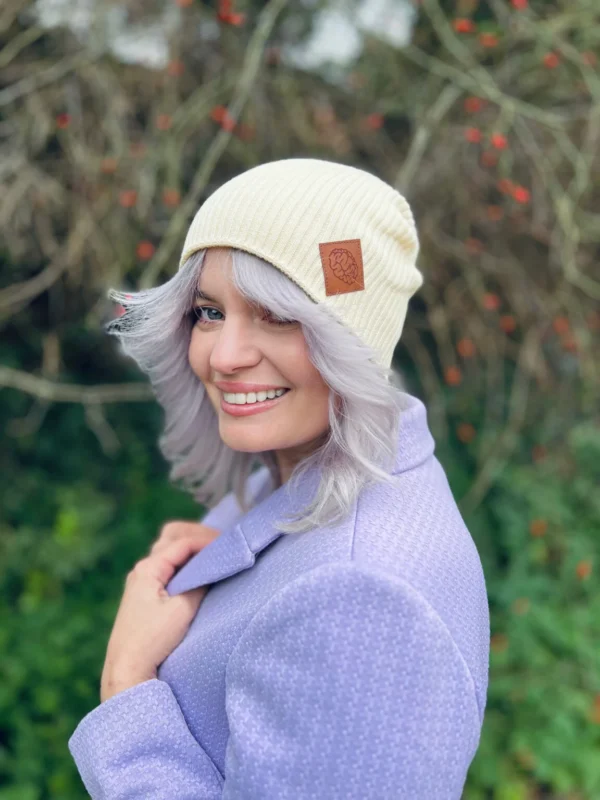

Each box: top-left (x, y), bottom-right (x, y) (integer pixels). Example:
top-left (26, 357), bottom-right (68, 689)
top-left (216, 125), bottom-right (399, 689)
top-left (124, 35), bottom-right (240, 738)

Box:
top-left (218, 425), bottom-right (271, 453)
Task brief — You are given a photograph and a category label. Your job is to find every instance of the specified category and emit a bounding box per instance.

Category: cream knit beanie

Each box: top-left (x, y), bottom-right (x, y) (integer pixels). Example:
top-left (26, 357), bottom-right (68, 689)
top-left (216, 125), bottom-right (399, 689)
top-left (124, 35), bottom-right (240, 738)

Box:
top-left (178, 158), bottom-right (423, 369)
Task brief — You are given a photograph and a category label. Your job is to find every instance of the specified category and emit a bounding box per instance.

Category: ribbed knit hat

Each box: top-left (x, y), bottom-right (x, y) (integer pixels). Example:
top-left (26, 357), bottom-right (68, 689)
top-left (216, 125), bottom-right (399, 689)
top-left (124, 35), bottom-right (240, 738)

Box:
top-left (178, 158), bottom-right (423, 369)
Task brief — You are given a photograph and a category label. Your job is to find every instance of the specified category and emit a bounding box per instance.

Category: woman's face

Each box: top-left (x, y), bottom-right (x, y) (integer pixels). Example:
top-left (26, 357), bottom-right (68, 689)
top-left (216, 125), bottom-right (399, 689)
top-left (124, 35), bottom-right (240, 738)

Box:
top-left (188, 247), bottom-right (331, 484)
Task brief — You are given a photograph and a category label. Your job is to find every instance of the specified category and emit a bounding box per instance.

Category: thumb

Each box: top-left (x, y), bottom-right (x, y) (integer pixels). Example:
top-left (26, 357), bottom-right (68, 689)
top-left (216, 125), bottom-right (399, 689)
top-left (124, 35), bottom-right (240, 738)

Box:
top-left (152, 537), bottom-right (210, 586)
top-left (181, 586), bottom-right (209, 604)
top-left (169, 585), bottom-right (210, 616)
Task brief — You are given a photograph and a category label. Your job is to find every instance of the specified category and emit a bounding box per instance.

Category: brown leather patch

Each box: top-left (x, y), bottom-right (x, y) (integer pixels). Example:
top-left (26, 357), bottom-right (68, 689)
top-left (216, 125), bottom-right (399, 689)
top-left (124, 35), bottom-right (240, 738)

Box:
top-left (319, 239), bottom-right (365, 297)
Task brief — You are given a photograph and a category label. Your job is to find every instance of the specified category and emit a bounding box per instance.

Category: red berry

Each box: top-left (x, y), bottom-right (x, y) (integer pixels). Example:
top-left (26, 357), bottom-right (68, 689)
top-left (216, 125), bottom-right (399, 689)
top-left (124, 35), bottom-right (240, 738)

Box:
top-left (162, 188), bottom-right (181, 207)
top-left (457, 423), bottom-right (476, 443)
top-left (167, 60), bottom-right (185, 77)
top-left (499, 314), bottom-right (516, 333)
top-left (491, 133), bottom-right (508, 149)
top-left (465, 237), bottom-right (484, 254)
top-left (483, 292), bottom-right (501, 311)
top-left (364, 113), bottom-right (384, 130)
top-left (464, 96), bottom-right (484, 113)
top-left (552, 316), bottom-right (570, 335)
top-left (576, 561), bottom-right (592, 580)
top-left (512, 185), bottom-right (530, 204)
top-left (119, 190), bottom-right (137, 208)
top-left (453, 18), bottom-right (476, 34)
top-left (479, 33), bottom-right (499, 48)
top-left (530, 519), bottom-right (547, 537)
top-left (221, 115), bottom-right (236, 132)
top-left (136, 241), bottom-right (155, 260)
top-left (464, 127), bottom-right (482, 143)
top-left (543, 52), bottom-right (560, 69)
top-left (218, 9), bottom-right (245, 24)
top-left (210, 106), bottom-right (228, 122)
top-left (445, 366), bottom-right (462, 386)
top-left (457, 338), bottom-right (476, 358)
top-left (100, 157), bottom-right (118, 174)
top-left (156, 114), bottom-right (172, 131)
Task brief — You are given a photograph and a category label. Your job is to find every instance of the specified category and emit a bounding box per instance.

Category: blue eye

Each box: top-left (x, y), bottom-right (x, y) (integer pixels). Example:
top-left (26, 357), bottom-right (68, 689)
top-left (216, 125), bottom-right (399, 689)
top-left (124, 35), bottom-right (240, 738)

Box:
top-left (192, 306), bottom-right (223, 324)
top-left (191, 305), bottom-right (297, 327)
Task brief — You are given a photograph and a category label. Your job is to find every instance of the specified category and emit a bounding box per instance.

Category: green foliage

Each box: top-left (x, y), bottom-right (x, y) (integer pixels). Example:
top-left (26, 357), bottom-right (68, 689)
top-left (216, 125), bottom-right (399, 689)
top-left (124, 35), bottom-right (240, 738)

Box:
top-left (1, 390), bottom-right (202, 798)
top-left (456, 419), bottom-right (600, 798)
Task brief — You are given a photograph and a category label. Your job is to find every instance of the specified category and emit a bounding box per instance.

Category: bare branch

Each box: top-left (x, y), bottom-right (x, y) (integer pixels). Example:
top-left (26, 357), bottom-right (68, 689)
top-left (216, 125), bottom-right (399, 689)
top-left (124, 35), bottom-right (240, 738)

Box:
top-left (0, 367), bottom-right (153, 404)
top-left (138, 0), bottom-right (291, 288)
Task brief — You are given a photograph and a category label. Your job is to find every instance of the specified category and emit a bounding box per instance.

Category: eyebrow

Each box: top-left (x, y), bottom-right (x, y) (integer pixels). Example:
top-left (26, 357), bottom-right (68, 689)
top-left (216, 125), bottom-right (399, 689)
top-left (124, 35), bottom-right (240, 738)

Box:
top-left (194, 288), bottom-right (219, 303)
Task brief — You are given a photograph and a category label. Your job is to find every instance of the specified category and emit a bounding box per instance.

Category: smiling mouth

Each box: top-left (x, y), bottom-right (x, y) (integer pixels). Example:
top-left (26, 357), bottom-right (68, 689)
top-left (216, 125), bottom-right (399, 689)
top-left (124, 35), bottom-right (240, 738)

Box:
top-left (221, 389), bottom-right (290, 405)
top-left (220, 388), bottom-right (291, 415)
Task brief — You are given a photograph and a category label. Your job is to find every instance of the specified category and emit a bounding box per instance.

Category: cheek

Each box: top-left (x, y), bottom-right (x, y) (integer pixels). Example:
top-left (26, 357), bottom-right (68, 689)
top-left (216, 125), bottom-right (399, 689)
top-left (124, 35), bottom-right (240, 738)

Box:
top-left (188, 328), bottom-right (209, 380)
top-left (287, 340), bottom-right (330, 399)
top-left (296, 358), bottom-right (332, 428)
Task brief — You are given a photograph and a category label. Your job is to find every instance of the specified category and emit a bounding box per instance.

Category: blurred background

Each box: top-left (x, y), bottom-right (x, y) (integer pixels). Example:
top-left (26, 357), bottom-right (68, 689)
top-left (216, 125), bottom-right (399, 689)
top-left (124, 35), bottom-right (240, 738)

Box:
top-left (1, 0), bottom-right (599, 797)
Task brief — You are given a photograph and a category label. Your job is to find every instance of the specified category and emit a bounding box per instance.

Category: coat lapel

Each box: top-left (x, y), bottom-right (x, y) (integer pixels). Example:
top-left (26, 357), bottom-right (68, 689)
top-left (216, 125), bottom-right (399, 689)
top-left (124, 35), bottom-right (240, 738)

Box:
top-left (165, 392), bottom-right (434, 596)
top-left (165, 465), bottom-right (321, 596)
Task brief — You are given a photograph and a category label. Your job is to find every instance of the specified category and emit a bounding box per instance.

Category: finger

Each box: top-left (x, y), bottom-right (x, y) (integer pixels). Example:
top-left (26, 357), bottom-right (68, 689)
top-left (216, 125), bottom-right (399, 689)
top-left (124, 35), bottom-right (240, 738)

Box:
top-left (177, 586), bottom-right (209, 608)
top-left (140, 537), bottom-right (212, 587)
top-left (149, 522), bottom-right (220, 556)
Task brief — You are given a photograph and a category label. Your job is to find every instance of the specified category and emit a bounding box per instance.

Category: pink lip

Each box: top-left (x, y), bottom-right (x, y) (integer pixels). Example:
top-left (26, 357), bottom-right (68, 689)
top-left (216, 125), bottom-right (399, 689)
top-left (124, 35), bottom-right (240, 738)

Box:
top-left (220, 389), bottom-right (290, 416)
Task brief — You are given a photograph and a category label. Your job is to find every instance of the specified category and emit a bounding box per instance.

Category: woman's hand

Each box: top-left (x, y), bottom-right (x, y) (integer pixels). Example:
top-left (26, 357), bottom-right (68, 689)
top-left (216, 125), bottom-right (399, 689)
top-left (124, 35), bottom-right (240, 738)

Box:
top-left (100, 522), bottom-right (220, 703)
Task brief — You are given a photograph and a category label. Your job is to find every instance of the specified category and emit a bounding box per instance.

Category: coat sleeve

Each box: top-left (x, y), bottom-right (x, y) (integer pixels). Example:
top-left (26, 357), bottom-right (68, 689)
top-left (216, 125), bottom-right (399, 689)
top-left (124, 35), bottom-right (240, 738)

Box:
top-left (68, 561), bottom-right (485, 799)
top-left (221, 562), bottom-right (484, 800)
top-left (68, 679), bottom-right (224, 798)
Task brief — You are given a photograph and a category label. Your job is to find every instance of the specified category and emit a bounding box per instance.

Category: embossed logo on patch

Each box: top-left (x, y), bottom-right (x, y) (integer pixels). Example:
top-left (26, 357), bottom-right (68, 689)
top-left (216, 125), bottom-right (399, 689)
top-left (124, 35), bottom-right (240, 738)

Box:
top-left (318, 239), bottom-right (365, 297)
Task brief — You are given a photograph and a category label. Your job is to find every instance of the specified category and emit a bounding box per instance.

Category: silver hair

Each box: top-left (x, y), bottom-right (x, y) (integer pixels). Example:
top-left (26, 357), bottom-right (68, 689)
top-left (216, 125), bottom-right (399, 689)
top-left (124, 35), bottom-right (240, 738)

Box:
top-left (106, 248), bottom-right (409, 534)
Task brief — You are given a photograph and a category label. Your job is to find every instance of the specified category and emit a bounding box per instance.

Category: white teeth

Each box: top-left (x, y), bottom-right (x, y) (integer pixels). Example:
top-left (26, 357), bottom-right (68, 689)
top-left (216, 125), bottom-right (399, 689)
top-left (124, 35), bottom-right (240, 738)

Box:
top-left (223, 388), bottom-right (288, 405)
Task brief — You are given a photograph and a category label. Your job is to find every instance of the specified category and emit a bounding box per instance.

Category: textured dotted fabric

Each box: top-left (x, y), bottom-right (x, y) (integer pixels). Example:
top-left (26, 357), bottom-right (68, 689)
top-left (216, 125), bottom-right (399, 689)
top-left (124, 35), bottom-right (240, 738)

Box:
top-left (223, 564), bottom-right (482, 799)
top-left (68, 392), bottom-right (490, 799)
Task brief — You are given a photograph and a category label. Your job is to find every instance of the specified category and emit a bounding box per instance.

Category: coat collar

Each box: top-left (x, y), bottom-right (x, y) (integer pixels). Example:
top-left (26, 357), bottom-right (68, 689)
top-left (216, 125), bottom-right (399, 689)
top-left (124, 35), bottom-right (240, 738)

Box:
top-left (166, 392), bottom-right (434, 596)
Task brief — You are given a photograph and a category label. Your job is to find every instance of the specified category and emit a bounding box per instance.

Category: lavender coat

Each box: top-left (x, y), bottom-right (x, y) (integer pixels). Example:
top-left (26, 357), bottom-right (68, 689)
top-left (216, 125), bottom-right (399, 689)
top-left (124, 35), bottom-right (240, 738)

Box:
top-left (68, 391), bottom-right (490, 798)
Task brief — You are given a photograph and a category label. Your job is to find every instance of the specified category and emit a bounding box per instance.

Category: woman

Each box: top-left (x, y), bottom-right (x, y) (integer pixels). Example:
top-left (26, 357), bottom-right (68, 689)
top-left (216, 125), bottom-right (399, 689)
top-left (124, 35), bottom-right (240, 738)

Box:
top-left (68, 158), bottom-right (490, 798)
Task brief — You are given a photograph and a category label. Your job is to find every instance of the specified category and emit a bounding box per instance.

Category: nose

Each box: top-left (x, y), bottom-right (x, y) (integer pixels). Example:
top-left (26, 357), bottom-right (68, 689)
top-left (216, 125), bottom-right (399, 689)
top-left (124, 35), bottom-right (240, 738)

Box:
top-left (209, 315), bottom-right (262, 374)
